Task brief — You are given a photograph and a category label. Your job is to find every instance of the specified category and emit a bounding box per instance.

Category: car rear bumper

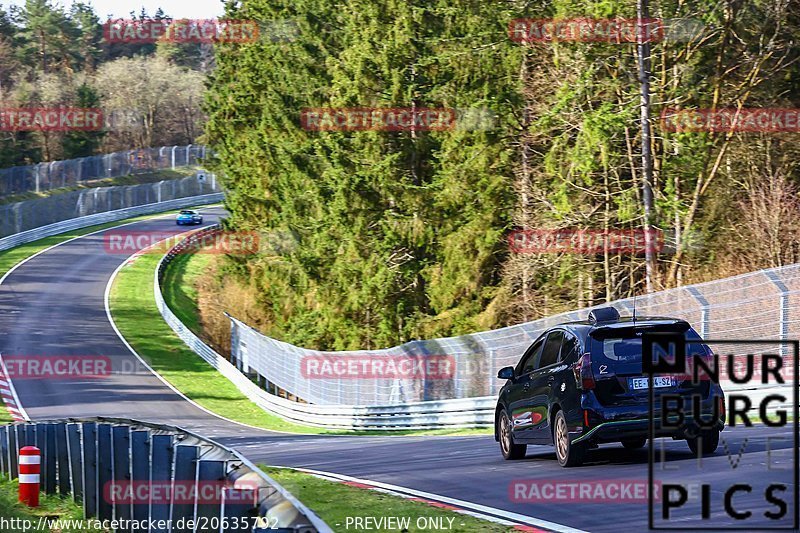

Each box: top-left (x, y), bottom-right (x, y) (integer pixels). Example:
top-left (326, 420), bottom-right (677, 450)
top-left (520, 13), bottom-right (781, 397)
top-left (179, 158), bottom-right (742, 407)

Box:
top-left (572, 416), bottom-right (723, 444)
top-left (574, 391), bottom-right (725, 444)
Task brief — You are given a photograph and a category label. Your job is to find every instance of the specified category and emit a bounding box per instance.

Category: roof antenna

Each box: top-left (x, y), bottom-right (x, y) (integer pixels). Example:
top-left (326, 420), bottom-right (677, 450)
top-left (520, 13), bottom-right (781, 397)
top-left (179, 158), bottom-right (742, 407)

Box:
top-left (632, 292), bottom-right (637, 323)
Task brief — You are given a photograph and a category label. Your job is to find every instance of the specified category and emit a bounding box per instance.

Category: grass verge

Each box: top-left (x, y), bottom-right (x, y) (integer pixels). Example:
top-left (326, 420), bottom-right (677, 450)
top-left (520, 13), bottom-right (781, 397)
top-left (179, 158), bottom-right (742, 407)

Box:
top-left (110, 251), bottom-right (332, 434)
top-left (0, 406), bottom-right (14, 426)
top-left (0, 207), bottom-right (220, 427)
top-left (159, 252), bottom-right (213, 337)
top-left (113, 248), bottom-right (491, 436)
top-left (0, 477), bottom-right (105, 532)
top-left (262, 466), bottom-right (515, 532)
top-left (0, 405), bottom-right (13, 425)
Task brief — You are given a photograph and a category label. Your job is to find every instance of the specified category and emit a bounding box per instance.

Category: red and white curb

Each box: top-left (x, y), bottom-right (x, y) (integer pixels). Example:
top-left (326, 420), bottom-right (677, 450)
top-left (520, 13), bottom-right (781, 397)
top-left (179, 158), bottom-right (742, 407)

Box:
top-left (293, 467), bottom-right (585, 533)
top-left (0, 354), bottom-right (29, 422)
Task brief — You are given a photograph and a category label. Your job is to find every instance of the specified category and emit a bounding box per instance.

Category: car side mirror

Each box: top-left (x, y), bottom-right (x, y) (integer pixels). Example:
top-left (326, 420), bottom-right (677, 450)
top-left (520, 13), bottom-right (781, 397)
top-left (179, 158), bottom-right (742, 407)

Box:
top-left (497, 366), bottom-right (515, 380)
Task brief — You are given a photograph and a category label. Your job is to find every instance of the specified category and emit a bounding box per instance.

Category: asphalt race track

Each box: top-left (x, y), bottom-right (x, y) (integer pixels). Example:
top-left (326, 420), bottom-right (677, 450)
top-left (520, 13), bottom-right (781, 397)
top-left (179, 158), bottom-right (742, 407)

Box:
top-left (0, 210), bottom-right (796, 532)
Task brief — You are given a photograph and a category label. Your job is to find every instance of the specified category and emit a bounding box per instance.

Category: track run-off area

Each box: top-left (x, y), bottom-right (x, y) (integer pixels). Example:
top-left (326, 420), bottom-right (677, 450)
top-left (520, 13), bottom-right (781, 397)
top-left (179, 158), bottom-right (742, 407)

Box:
top-left (0, 209), bottom-right (793, 532)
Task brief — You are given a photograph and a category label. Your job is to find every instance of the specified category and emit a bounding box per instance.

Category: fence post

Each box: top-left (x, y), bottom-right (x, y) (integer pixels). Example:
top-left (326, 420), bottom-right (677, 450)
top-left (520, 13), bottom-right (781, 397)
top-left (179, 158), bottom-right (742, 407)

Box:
top-left (66, 423), bottom-right (82, 502)
top-left (171, 146), bottom-right (177, 169)
top-left (765, 271), bottom-right (790, 357)
top-left (171, 445), bottom-right (199, 531)
top-left (44, 424), bottom-right (56, 494)
top-left (55, 423), bottom-right (70, 496)
top-left (0, 426), bottom-right (6, 476)
top-left (149, 435), bottom-right (173, 529)
top-left (81, 422), bottom-right (98, 518)
top-left (686, 286), bottom-right (710, 339)
top-left (195, 460), bottom-right (225, 531)
top-left (130, 430), bottom-right (150, 522)
top-left (111, 425), bottom-right (132, 531)
top-left (96, 424), bottom-right (113, 520)
top-left (8, 425), bottom-right (18, 479)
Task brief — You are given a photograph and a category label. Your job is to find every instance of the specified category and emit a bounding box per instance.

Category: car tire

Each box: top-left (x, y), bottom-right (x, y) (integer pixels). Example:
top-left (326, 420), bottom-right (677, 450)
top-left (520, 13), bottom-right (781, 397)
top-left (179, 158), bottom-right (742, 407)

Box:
top-left (498, 410), bottom-right (527, 460)
top-left (621, 437), bottom-right (647, 450)
top-left (687, 429), bottom-right (720, 456)
top-left (554, 410), bottom-right (586, 467)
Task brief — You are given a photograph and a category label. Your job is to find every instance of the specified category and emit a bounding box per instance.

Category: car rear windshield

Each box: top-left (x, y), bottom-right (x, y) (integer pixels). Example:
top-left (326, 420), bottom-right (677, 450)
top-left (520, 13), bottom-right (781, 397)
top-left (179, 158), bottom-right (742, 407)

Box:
top-left (591, 325), bottom-right (707, 365)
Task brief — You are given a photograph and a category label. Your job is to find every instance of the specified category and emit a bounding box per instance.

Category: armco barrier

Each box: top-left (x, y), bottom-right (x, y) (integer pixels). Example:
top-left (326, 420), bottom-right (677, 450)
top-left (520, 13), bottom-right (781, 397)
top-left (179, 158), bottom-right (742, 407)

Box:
top-left (0, 418), bottom-right (330, 532)
top-left (155, 227), bottom-right (494, 430)
top-left (228, 265), bottom-right (800, 406)
top-left (0, 192), bottom-right (223, 253)
top-left (156, 228), bottom-right (797, 429)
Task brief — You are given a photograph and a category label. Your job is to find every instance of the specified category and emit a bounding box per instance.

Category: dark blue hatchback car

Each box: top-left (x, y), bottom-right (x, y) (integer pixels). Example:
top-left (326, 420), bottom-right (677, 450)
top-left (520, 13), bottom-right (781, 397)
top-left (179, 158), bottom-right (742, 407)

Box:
top-left (494, 307), bottom-right (725, 466)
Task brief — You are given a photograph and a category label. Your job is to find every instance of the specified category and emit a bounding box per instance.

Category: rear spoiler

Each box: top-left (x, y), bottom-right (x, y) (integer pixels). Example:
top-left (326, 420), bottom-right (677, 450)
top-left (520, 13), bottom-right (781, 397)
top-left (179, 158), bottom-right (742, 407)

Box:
top-left (589, 320), bottom-right (690, 340)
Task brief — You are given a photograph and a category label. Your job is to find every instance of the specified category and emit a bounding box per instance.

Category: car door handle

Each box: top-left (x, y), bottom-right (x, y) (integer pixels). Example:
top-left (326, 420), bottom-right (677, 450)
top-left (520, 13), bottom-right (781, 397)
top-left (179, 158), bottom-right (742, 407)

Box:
top-left (523, 382), bottom-right (530, 390)
top-left (547, 376), bottom-right (555, 385)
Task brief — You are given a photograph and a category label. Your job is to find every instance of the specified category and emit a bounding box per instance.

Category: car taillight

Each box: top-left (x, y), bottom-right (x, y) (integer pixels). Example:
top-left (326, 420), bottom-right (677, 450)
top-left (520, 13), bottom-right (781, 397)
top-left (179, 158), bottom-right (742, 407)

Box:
top-left (573, 352), bottom-right (595, 390)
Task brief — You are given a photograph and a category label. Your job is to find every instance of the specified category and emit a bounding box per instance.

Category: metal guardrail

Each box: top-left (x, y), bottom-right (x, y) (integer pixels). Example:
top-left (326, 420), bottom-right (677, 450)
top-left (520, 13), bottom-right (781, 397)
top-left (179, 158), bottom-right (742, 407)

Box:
top-left (228, 263), bottom-right (800, 406)
top-left (0, 193), bottom-right (224, 253)
top-left (155, 227), bottom-right (494, 430)
top-left (0, 418), bottom-right (330, 532)
top-left (156, 228), bottom-right (796, 428)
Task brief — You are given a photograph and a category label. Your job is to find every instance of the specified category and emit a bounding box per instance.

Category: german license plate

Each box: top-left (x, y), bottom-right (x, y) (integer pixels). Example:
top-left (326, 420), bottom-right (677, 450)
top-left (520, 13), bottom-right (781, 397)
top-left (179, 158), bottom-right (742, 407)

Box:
top-left (629, 376), bottom-right (673, 390)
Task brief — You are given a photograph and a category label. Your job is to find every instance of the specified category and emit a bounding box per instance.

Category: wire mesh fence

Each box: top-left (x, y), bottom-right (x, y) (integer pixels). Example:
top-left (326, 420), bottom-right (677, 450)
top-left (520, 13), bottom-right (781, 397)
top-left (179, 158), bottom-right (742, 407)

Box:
top-left (0, 145), bottom-right (207, 196)
top-left (0, 174), bottom-right (220, 238)
top-left (229, 264), bottom-right (800, 406)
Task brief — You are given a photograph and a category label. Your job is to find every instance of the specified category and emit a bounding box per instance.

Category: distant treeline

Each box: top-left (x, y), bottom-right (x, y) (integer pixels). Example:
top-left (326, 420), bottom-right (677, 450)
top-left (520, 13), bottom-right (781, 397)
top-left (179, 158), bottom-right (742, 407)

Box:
top-left (0, 0), bottom-right (210, 167)
top-left (199, 1), bottom-right (798, 351)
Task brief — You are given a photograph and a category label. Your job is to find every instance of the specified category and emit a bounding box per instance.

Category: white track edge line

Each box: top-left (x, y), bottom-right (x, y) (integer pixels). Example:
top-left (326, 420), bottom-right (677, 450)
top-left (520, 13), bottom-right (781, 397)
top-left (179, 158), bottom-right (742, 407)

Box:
top-left (0, 207), bottom-right (213, 423)
top-left (305, 471), bottom-right (521, 527)
top-left (103, 223), bottom-right (304, 436)
top-left (293, 467), bottom-right (586, 533)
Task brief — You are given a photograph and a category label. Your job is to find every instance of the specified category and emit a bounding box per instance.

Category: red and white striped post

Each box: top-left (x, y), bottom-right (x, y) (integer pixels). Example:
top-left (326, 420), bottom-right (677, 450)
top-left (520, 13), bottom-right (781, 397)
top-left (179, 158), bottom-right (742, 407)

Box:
top-left (19, 446), bottom-right (40, 507)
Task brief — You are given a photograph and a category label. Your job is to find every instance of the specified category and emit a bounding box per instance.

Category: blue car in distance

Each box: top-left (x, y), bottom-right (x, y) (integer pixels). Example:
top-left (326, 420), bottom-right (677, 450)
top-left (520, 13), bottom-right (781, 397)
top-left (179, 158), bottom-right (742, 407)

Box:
top-left (176, 210), bottom-right (203, 225)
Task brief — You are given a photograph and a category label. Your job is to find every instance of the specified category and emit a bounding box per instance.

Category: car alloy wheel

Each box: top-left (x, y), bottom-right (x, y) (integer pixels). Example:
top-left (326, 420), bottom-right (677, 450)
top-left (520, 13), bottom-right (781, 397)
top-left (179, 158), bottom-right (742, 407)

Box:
top-left (501, 415), bottom-right (511, 455)
top-left (499, 411), bottom-right (526, 460)
top-left (556, 414), bottom-right (569, 461)
top-left (554, 410), bottom-right (585, 467)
